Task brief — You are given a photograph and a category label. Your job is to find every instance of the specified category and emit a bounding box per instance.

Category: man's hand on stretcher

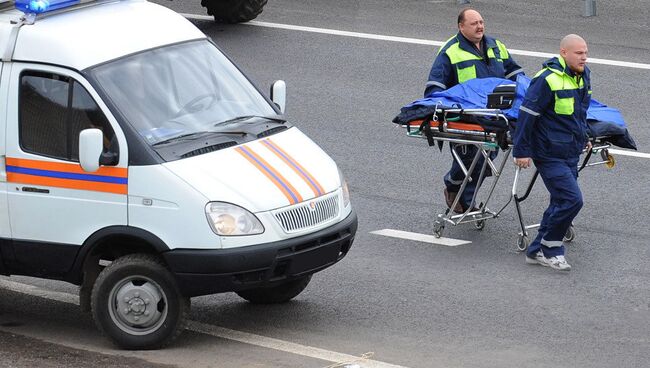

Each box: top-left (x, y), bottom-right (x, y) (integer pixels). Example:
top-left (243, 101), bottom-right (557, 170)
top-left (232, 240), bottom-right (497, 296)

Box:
top-left (514, 157), bottom-right (531, 169)
top-left (513, 142), bottom-right (593, 169)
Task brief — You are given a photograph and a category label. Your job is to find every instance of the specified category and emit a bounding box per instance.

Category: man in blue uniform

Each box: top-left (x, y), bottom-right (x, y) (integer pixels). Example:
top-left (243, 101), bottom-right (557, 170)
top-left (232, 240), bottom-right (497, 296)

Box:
top-left (513, 34), bottom-right (591, 271)
top-left (426, 8), bottom-right (524, 213)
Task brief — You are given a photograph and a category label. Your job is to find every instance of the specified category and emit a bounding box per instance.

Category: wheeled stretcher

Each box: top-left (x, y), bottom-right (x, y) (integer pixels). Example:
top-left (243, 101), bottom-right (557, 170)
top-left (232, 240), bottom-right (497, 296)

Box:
top-left (401, 105), bottom-right (615, 251)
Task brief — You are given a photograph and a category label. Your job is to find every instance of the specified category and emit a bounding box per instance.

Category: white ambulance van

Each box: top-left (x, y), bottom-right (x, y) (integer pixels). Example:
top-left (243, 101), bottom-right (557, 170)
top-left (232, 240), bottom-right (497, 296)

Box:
top-left (0, 0), bottom-right (357, 349)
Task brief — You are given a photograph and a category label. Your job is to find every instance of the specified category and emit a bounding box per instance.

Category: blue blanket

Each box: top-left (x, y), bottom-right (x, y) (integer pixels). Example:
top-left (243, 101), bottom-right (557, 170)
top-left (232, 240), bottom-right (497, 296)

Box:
top-left (394, 75), bottom-right (636, 149)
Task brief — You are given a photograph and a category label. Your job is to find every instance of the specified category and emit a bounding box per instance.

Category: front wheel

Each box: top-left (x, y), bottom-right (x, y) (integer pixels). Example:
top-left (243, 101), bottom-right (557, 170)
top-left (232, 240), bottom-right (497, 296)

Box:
top-left (91, 254), bottom-right (189, 350)
top-left (201, 0), bottom-right (268, 23)
top-left (474, 220), bottom-right (486, 230)
top-left (433, 220), bottom-right (444, 238)
top-left (236, 275), bottom-right (311, 304)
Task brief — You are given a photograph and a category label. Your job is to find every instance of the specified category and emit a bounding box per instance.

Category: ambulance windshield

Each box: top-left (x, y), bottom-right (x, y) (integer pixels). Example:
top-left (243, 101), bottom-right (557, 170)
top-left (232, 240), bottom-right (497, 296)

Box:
top-left (89, 40), bottom-right (278, 146)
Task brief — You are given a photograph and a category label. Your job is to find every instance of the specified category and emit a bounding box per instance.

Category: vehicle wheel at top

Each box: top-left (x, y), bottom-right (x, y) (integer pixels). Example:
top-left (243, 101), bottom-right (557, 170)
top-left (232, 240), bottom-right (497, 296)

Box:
top-left (90, 254), bottom-right (190, 350)
top-left (201, 0), bottom-right (268, 23)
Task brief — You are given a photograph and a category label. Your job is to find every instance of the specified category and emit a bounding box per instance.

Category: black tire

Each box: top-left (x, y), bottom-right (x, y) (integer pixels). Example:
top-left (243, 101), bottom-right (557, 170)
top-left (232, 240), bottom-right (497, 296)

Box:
top-left (517, 235), bottom-right (529, 252)
top-left (236, 275), bottom-right (311, 304)
top-left (201, 0), bottom-right (268, 23)
top-left (91, 254), bottom-right (189, 350)
top-left (474, 220), bottom-right (486, 230)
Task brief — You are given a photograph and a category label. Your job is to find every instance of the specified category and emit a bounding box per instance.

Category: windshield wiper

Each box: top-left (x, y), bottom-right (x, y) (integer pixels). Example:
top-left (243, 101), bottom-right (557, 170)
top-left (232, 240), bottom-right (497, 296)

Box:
top-left (152, 130), bottom-right (251, 147)
top-left (214, 115), bottom-right (286, 126)
top-left (152, 131), bottom-right (212, 146)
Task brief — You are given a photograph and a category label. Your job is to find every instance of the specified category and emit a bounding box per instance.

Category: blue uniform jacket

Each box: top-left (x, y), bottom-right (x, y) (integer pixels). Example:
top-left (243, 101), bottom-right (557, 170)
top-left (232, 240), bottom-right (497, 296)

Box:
top-left (513, 57), bottom-right (591, 161)
top-left (424, 32), bottom-right (524, 97)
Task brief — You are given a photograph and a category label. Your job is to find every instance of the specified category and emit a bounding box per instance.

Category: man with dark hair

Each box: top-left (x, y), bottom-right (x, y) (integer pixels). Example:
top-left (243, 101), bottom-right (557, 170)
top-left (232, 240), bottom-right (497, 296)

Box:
top-left (425, 8), bottom-right (524, 213)
top-left (513, 34), bottom-right (591, 271)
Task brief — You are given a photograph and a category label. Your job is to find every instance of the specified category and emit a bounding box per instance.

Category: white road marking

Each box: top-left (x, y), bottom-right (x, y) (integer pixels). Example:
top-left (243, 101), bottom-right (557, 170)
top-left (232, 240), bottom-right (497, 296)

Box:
top-left (0, 278), bottom-right (78, 304)
top-left (0, 278), bottom-right (408, 368)
top-left (181, 14), bottom-right (650, 70)
top-left (188, 321), bottom-right (407, 368)
top-left (608, 149), bottom-right (650, 159)
top-left (370, 229), bottom-right (471, 246)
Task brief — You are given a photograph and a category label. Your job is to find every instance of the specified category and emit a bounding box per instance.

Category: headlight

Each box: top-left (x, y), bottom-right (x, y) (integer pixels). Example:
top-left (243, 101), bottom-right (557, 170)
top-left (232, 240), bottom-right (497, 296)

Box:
top-left (205, 202), bottom-right (264, 236)
top-left (338, 167), bottom-right (350, 208)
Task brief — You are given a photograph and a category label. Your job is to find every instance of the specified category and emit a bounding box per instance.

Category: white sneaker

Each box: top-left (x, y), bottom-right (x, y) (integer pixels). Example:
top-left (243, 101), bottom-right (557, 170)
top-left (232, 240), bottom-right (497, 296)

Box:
top-left (525, 251), bottom-right (549, 267)
top-left (545, 255), bottom-right (572, 271)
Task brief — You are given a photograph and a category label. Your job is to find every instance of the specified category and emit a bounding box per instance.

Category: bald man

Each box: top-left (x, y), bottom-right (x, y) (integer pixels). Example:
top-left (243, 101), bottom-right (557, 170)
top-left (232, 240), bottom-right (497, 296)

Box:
top-left (425, 8), bottom-right (524, 214)
top-left (513, 34), bottom-right (592, 271)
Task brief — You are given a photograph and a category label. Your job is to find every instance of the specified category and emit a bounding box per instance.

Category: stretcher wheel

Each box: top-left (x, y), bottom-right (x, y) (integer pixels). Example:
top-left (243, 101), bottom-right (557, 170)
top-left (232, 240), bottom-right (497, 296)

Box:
top-left (516, 235), bottom-right (529, 252)
top-left (433, 221), bottom-right (444, 238)
top-left (600, 149), bottom-right (615, 169)
top-left (563, 226), bottom-right (576, 242)
top-left (474, 220), bottom-right (485, 230)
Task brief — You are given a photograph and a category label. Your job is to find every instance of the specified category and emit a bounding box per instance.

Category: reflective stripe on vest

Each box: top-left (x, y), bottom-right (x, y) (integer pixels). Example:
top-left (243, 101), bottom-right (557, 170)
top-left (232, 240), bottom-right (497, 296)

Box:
top-left (496, 40), bottom-right (509, 59)
top-left (444, 39), bottom-right (507, 83)
top-left (540, 58), bottom-right (585, 115)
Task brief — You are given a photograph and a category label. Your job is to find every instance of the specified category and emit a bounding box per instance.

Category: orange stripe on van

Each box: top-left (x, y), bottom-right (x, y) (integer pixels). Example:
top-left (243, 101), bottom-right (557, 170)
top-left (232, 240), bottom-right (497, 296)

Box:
top-left (261, 139), bottom-right (325, 197)
top-left (235, 146), bottom-right (303, 205)
top-left (6, 157), bottom-right (127, 177)
top-left (7, 172), bottom-right (127, 195)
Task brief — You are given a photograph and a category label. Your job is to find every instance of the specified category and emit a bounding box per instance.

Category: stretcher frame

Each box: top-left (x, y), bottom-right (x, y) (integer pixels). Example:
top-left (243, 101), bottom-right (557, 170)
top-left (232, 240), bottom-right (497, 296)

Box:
top-left (405, 107), bottom-right (514, 239)
top-left (402, 105), bottom-right (615, 251)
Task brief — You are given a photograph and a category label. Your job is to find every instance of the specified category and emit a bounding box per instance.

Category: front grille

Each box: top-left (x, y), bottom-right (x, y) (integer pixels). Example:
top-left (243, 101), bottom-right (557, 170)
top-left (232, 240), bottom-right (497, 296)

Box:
top-left (274, 193), bottom-right (340, 233)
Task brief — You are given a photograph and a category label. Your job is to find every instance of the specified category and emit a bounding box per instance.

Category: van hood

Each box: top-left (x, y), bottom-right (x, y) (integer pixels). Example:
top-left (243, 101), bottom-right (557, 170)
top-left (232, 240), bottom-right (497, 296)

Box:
top-left (163, 127), bottom-right (341, 212)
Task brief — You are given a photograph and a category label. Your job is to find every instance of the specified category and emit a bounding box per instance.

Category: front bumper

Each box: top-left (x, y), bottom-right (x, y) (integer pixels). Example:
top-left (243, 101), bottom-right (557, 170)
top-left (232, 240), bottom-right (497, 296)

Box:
top-left (163, 211), bottom-right (357, 297)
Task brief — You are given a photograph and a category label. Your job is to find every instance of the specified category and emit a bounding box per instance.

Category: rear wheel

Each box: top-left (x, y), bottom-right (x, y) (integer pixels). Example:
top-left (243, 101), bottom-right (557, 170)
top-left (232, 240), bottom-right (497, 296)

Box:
top-left (517, 235), bottom-right (529, 252)
top-left (236, 275), bottom-right (311, 304)
top-left (563, 225), bottom-right (576, 242)
top-left (91, 254), bottom-right (189, 350)
top-left (201, 0), bottom-right (268, 23)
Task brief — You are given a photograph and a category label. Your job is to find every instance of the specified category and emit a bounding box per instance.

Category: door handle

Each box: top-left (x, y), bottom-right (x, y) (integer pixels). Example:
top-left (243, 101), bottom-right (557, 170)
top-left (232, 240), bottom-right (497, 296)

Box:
top-left (0, 155), bottom-right (5, 182)
top-left (21, 187), bottom-right (50, 194)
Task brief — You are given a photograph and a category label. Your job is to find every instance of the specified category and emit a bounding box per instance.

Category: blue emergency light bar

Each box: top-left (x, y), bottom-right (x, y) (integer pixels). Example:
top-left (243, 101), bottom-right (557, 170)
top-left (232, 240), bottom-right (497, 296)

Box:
top-left (15, 0), bottom-right (80, 14)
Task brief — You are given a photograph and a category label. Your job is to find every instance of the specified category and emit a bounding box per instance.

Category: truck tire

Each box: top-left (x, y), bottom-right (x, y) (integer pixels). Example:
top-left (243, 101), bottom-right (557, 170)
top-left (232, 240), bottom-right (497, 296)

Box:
top-left (91, 254), bottom-right (189, 350)
top-left (201, 0), bottom-right (268, 23)
top-left (236, 275), bottom-right (311, 304)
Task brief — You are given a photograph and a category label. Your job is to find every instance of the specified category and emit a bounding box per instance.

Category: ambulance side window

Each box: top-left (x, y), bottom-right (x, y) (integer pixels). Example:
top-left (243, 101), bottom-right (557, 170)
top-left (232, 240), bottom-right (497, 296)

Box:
top-left (19, 71), bottom-right (117, 163)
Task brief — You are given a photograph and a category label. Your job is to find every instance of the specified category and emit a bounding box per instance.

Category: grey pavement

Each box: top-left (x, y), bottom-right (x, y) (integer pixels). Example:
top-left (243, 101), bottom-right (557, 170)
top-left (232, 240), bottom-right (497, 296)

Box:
top-left (155, 0), bottom-right (650, 61)
top-left (0, 330), bottom-right (172, 368)
top-left (3, 1), bottom-right (650, 367)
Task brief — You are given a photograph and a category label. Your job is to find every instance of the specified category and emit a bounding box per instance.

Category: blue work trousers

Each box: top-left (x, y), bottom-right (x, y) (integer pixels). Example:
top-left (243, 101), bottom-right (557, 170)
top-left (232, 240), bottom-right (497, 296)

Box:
top-left (527, 159), bottom-right (583, 258)
top-left (444, 144), bottom-right (497, 209)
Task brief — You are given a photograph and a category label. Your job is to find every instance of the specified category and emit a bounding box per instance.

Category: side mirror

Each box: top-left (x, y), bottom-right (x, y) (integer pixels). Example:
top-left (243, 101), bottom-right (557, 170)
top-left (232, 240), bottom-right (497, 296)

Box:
top-left (270, 80), bottom-right (286, 113)
top-left (79, 128), bottom-right (104, 172)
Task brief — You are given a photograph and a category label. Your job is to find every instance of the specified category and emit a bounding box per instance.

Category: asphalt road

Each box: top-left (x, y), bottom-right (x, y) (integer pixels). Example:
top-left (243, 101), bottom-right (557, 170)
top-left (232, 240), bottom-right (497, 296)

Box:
top-left (0, 329), bottom-right (171, 368)
top-left (2, 1), bottom-right (649, 367)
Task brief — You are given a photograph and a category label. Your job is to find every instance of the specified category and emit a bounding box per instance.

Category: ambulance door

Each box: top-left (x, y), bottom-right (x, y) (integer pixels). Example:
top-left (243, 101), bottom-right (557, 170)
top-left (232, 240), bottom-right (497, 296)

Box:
top-left (5, 64), bottom-right (128, 278)
top-left (0, 62), bottom-right (10, 275)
